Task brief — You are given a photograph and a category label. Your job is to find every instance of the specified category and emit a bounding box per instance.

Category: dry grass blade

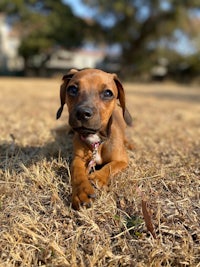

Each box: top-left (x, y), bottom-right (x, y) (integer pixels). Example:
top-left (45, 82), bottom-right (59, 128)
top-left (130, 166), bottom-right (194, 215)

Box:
top-left (141, 198), bottom-right (156, 239)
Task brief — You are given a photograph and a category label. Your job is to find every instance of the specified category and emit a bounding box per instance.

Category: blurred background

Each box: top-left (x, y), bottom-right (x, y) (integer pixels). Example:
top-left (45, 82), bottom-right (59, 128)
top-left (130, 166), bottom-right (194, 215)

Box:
top-left (0, 0), bottom-right (200, 83)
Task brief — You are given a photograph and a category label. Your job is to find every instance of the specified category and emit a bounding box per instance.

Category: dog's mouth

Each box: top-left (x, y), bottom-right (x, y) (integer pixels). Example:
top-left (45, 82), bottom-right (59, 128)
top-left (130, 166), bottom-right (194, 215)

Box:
top-left (73, 127), bottom-right (99, 137)
top-left (74, 127), bottom-right (101, 146)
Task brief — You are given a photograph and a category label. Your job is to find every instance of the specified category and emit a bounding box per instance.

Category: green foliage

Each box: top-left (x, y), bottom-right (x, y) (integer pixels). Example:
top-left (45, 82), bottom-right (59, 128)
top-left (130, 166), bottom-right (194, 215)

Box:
top-left (1, 0), bottom-right (200, 78)
top-left (126, 215), bottom-right (143, 229)
top-left (0, 0), bottom-right (88, 61)
top-left (83, 0), bottom-right (200, 77)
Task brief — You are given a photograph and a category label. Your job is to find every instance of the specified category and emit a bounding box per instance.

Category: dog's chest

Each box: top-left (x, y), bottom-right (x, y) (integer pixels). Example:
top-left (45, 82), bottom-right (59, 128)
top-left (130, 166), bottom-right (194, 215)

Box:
top-left (94, 149), bottom-right (102, 164)
top-left (85, 134), bottom-right (103, 164)
top-left (88, 149), bottom-right (102, 174)
top-left (87, 140), bottom-right (103, 173)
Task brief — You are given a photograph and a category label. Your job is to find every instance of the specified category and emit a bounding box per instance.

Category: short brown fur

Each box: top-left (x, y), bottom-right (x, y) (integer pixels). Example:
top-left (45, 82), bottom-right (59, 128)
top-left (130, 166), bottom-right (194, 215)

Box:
top-left (57, 68), bottom-right (132, 209)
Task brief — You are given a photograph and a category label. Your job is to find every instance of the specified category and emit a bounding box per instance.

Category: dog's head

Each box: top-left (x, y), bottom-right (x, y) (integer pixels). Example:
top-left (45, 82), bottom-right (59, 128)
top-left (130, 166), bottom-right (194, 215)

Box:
top-left (56, 68), bottom-right (127, 139)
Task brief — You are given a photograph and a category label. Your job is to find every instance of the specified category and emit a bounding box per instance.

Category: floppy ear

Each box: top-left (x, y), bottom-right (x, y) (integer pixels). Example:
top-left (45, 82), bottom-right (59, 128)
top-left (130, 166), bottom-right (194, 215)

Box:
top-left (56, 69), bottom-right (78, 119)
top-left (113, 74), bottom-right (133, 126)
top-left (113, 75), bottom-right (125, 116)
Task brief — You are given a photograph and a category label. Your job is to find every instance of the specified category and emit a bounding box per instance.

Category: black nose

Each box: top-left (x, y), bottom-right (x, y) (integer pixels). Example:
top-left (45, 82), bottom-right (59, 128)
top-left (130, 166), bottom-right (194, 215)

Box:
top-left (76, 106), bottom-right (94, 121)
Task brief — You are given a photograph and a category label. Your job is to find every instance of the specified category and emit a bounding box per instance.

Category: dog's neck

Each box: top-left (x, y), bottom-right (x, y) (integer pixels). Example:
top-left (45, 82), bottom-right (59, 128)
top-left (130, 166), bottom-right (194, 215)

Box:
top-left (78, 116), bottom-right (112, 149)
top-left (80, 133), bottom-right (102, 149)
top-left (80, 133), bottom-right (103, 174)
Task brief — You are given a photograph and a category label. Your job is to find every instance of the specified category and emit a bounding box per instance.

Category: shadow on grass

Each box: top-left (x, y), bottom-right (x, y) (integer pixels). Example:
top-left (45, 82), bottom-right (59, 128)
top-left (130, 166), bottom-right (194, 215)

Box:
top-left (0, 125), bottom-right (74, 205)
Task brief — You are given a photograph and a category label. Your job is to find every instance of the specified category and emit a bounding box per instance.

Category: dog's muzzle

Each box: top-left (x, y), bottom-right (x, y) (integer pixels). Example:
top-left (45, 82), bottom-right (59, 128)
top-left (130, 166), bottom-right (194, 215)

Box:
top-left (76, 106), bottom-right (94, 121)
top-left (69, 104), bottom-right (101, 135)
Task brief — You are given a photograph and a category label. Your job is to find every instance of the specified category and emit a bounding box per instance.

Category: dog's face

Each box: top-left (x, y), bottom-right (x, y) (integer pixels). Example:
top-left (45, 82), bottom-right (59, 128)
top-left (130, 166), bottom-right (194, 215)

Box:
top-left (57, 69), bottom-right (125, 138)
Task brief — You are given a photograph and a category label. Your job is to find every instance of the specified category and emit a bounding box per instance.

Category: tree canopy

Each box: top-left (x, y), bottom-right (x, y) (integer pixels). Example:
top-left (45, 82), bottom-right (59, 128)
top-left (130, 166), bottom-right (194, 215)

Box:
top-left (83, 0), bottom-right (200, 78)
top-left (1, 0), bottom-right (200, 79)
top-left (0, 0), bottom-right (90, 64)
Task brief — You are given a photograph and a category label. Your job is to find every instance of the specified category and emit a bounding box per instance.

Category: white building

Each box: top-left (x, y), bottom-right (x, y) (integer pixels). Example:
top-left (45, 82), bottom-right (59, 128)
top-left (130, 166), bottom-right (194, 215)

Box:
top-left (0, 14), bottom-right (23, 73)
top-left (0, 13), bottom-right (106, 75)
top-left (45, 48), bottom-right (105, 70)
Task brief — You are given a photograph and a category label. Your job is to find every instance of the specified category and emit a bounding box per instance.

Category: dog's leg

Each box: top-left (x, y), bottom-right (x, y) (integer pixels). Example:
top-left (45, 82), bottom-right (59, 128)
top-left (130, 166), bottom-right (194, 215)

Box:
top-left (89, 160), bottom-right (128, 187)
top-left (71, 156), bottom-right (96, 209)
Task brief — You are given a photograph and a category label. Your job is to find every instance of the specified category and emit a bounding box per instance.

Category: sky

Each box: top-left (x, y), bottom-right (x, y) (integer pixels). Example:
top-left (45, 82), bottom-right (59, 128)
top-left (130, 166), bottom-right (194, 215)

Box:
top-left (63, 0), bottom-right (94, 18)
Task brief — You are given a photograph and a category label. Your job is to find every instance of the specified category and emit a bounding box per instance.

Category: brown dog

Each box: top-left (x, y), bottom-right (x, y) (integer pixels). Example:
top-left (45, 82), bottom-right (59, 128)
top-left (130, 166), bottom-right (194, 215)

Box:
top-left (57, 68), bottom-right (132, 209)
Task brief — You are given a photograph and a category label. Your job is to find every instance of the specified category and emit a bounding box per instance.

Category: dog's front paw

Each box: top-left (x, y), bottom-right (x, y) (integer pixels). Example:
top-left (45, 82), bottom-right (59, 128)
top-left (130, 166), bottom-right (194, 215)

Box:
top-left (72, 180), bottom-right (96, 210)
top-left (89, 171), bottom-right (108, 188)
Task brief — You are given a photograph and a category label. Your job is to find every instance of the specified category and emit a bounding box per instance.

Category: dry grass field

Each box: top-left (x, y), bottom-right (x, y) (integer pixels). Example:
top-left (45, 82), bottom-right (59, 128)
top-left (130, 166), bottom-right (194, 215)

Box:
top-left (0, 77), bottom-right (199, 267)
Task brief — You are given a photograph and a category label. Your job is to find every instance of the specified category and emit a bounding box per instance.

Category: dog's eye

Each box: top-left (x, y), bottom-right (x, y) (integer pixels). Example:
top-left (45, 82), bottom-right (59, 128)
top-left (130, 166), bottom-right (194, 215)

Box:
top-left (67, 85), bottom-right (78, 96)
top-left (101, 89), bottom-right (114, 100)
